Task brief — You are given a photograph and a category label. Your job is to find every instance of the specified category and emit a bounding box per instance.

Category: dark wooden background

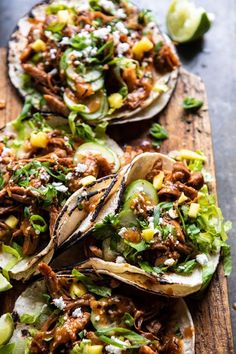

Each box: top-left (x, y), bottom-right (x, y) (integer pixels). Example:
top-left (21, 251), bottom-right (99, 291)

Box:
top-left (0, 0), bottom-right (235, 348)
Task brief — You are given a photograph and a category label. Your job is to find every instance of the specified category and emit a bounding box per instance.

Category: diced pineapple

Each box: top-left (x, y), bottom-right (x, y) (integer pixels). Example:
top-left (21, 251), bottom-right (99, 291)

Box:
top-left (188, 203), bottom-right (200, 218)
top-left (57, 10), bottom-right (73, 24)
top-left (176, 150), bottom-right (206, 161)
top-left (132, 37), bottom-right (154, 60)
top-left (142, 228), bottom-right (155, 242)
top-left (85, 345), bottom-right (103, 354)
top-left (80, 175), bottom-right (96, 186)
top-left (5, 215), bottom-right (18, 229)
top-left (69, 282), bottom-right (87, 299)
top-left (30, 132), bottom-right (48, 148)
top-left (31, 39), bottom-right (46, 52)
top-left (177, 192), bottom-right (188, 205)
top-left (153, 171), bottom-right (165, 190)
top-left (108, 93), bottom-right (123, 109)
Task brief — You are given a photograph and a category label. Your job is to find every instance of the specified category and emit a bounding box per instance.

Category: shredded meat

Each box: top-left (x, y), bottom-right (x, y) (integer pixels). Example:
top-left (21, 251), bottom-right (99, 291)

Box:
top-left (154, 43), bottom-right (180, 73)
top-left (43, 94), bottom-right (70, 116)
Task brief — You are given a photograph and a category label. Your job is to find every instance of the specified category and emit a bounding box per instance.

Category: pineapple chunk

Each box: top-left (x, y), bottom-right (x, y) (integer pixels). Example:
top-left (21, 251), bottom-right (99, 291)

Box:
top-left (5, 215), bottom-right (18, 229)
top-left (85, 346), bottom-right (103, 354)
top-left (176, 150), bottom-right (206, 161)
top-left (188, 203), bottom-right (200, 218)
top-left (57, 9), bottom-right (73, 24)
top-left (153, 171), bottom-right (165, 190)
top-left (31, 39), bottom-right (46, 52)
top-left (177, 192), bottom-right (188, 205)
top-left (80, 175), bottom-right (96, 186)
top-left (142, 228), bottom-right (155, 242)
top-left (69, 282), bottom-right (87, 299)
top-left (30, 132), bottom-right (48, 148)
top-left (108, 93), bottom-right (123, 109)
top-left (132, 37), bottom-right (154, 60)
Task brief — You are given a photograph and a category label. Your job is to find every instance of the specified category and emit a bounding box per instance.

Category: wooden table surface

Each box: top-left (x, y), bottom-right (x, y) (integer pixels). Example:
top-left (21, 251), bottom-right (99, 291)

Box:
top-left (0, 0), bottom-right (235, 351)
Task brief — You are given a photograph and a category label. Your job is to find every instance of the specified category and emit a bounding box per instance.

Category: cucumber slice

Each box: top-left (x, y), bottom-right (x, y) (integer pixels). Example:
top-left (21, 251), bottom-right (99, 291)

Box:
top-left (63, 91), bottom-right (90, 113)
top-left (91, 77), bottom-right (104, 92)
top-left (118, 209), bottom-right (138, 227)
top-left (81, 92), bottom-right (108, 121)
top-left (82, 69), bottom-right (103, 83)
top-left (91, 298), bottom-right (121, 330)
top-left (167, 0), bottom-right (212, 43)
top-left (124, 180), bottom-right (158, 205)
top-left (74, 142), bottom-right (120, 173)
top-left (0, 313), bottom-right (14, 345)
top-left (0, 274), bottom-right (12, 292)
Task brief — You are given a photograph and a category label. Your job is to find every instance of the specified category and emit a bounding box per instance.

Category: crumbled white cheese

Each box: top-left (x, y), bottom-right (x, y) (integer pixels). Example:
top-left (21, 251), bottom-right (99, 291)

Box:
top-left (53, 296), bottom-right (66, 310)
top-left (66, 172), bottom-right (73, 180)
top-left (40, 170), bottom-right (50, 182)
top-left (115, 21), bottom-right (128, 35)
top-left (72, 307), bottom-right (83, 318)
top-left (32, 29), bottom-right (41, 40)
top-left (116, 256), bottom-right (126, 264)
top-left (116, 8), bottom-right (127, 19)
top-left (75, 163), bottom-right (87, 173)
top-left (49, 48), bottom-right (57, 59)
top-left (81, 191), bottom-right (88, 198)
top-left (95, 315), bottom-right (100, 321)
top-left (168, 208), bottom-right (178, 219)
top-left (196, 253), bottom-right (208, 266)
top-left (60, 36), bottom-right (71, 45)
top-left (105, 345), bottom-right (122, 354)
top-left (52, 182), bottom-right (68, 193)
top-left (112, 31), bottom-right (120, 45)
top-left (164, 258), bottom-right (175, 266)
top-left (1, 147), bottom-right (11, 157)
top-left (117, 42), bottom-right (130, 56)
top-left (99, 0), bottom-right (116, 14)
top-left (118, 227), bottom-right (127, 237)
top-left (94, 26), bottom-right (111, 39)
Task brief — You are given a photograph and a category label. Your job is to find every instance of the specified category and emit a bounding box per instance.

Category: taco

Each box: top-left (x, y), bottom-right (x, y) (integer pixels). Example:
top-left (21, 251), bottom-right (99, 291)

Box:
top-left (72, 152), bottom-right (230, 297)
top-left (0, 111), bottom-right (123, 283)
top-left (8, 0), bottom-right (179, 125)
top-left (0, 262), bottom-right (195, 353)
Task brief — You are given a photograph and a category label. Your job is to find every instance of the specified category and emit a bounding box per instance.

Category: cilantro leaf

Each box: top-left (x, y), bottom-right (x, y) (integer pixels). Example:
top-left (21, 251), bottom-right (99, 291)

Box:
top-left (183, 97), bottom-right (203, 110)
top-left (149, 123), bottom-right (168, 147)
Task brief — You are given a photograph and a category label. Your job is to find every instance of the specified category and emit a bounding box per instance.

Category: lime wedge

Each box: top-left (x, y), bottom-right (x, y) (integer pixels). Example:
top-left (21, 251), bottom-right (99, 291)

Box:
top-left (0, 313), bottom-right (14, 345)
top-left (167, 0), bottom-right (213, 43)
top-left (0, 274), bottom-right (12, 292)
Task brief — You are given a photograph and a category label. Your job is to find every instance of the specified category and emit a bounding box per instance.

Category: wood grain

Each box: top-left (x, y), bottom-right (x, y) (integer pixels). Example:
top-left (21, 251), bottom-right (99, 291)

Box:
top-left (0, 48), bottom-right (234, 353)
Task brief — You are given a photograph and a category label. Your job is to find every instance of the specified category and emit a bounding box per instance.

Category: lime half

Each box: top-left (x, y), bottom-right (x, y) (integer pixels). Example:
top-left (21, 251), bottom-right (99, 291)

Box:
top-left (167, 0), bottom-right (213, 43)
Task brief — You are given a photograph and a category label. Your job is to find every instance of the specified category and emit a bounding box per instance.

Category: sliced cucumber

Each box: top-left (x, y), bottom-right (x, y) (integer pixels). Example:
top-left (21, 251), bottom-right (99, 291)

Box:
top-left (91, 77), bottom-right (104, 92)
top-left (0, 274), bottom-right (12, 292)
top-left (0, 313), bottom-right (14, 345)
top-left (124, 180), bottom-right (158, 205)
top-left (64, 91), bottom-right (90, 113)
top-left (91, 298), bottom-right (120, 330)
top-left (82, 69), bottom-right (103, 83)
top-left (74, 142), bottom-right (120, 173)
top-left (118, 209), bottom-right (138, 227)
top-left (81, 91), bottom-right (108, 121)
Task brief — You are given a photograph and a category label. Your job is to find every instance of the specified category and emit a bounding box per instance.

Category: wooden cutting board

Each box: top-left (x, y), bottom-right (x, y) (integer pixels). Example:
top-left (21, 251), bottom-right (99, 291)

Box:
top-left (0, 48), bottom-right (234, 353)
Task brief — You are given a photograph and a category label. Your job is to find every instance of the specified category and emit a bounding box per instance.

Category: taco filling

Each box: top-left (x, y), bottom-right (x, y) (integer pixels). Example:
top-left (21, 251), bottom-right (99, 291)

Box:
top-left (0, 112), bottom-right (121, 280)
top-left (9, 0), bottom-right (179, 122)
top-left (88, 153), bottom-right (230, 279)
top-left (0, 263), bottom-right (193, 353)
